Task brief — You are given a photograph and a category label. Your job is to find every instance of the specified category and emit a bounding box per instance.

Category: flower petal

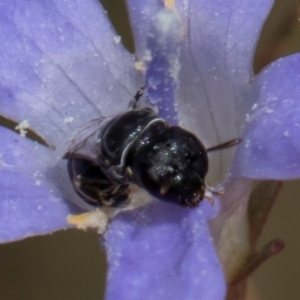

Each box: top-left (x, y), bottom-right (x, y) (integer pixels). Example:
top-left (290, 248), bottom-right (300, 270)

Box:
top-left (176, 0), bottom-right (274, 183)
top-left (0, 0), bottom-right (140, 147)
top-left (232, 54), bottom-right (300, 179)
top-left (105, 201), bottom-right (226, 300)
top-left (126, 0), bottom-right (274, 183)
top-left (0, 126), bottom-right (80, 243)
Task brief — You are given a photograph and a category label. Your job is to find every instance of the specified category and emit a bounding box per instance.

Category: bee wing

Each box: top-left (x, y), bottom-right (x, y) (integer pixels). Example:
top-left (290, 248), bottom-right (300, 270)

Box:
top-left (60, 117), bottom-right (111, 164)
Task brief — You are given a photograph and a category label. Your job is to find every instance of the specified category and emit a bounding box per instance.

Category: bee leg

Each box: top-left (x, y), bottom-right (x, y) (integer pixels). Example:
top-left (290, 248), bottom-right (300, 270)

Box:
top-left (128, 86), bottom-right (145, 110)
top-left (204, 185), bottom-right (225, 204)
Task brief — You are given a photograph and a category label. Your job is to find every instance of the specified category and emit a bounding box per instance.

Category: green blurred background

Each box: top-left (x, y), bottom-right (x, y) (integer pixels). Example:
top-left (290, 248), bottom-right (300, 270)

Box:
top-left (0, 0), bottom-right (300, 299)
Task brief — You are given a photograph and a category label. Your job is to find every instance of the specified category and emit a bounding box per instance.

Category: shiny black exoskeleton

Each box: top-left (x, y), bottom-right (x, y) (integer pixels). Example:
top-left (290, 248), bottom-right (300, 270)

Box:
top-left (98, 111), bottom-right (208, 207)
top-left (67, 158), bottom-right (129, 207)
top-left (66, 88), bottom-right (240, 208)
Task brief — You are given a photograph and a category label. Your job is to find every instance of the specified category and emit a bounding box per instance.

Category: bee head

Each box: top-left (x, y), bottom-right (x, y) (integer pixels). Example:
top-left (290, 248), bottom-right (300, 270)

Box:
top-left (131, 126), bottom-right (208, 207)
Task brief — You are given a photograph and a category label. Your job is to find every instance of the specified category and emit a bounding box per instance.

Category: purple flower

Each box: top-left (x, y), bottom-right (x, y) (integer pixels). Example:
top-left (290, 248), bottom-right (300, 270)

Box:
top-left (0, 0), bottom-right (298, 299)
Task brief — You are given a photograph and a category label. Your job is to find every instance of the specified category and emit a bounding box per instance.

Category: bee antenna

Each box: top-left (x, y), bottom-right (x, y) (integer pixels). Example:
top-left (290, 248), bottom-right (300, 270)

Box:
top-left (207, 139), bottom-right (242, 152)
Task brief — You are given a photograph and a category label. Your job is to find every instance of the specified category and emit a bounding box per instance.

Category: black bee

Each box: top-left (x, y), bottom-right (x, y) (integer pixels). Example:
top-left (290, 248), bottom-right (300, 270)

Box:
top-left (65, 87), bottom-right (240, 208)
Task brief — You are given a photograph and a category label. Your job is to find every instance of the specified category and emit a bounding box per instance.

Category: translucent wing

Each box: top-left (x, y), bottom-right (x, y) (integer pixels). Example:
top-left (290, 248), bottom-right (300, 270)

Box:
top-left (59, 117), bottom-right (112, 164)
